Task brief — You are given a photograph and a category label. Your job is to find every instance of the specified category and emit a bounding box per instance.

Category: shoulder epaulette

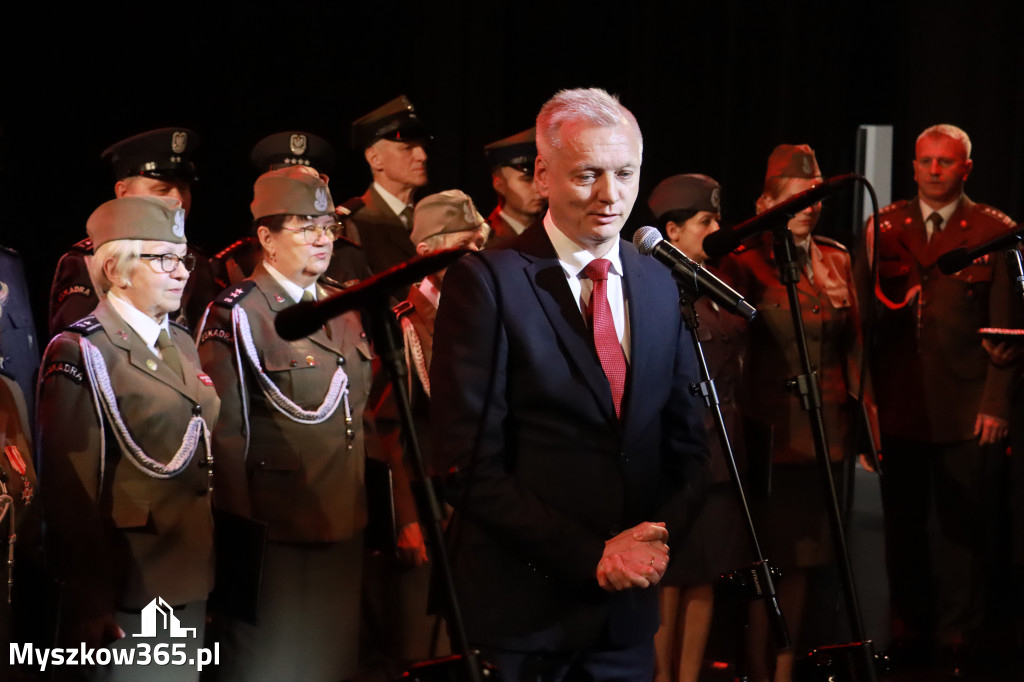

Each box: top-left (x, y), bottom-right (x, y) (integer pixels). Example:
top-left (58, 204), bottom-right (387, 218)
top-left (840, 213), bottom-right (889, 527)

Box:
top-left (340, 196), bottom-right (365, 214)
top-left (71, 237), bottom-right (94, 253)
top-left (731, 243), bottom-right (750, 255)
top-left (812, 235), bottom-right (849, 252)
top-left (880, 199), bottom-right (908, 214)
top-left (213, 280), bottom-right (256, 308)
top-left (977, 204), bottom-right (1017, 228)
top-left (393, 300), bottom-right (414, 320)
top-left (65, 314), bottom-right (102, 335)
top-left (213, 237), bottom-right (256, 261)
top-left (170, 319), bottom-right (191, 333)
top-left (0, 244), bottom-right (18, 257)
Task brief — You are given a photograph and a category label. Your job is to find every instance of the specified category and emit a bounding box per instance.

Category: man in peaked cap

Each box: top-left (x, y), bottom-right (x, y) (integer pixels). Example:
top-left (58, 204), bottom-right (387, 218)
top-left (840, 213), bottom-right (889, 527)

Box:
top-left (48, 127), bottom-right (216, 335)
top-left (862, 124), bottom-right (1018, 674)
top-left (340, 95), bottom-right (431, 277)
top-left (210, 131), bottom-right (371, 291)
top-left (483, 127), bottom-right (545, 248)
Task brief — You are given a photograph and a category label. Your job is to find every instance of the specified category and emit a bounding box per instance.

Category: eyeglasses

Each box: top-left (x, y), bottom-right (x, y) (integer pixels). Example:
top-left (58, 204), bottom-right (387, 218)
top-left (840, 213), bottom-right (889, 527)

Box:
top-left (139, 253), bottom-right (197, 273)
top-left (281, 221), bottom-right (342, 244)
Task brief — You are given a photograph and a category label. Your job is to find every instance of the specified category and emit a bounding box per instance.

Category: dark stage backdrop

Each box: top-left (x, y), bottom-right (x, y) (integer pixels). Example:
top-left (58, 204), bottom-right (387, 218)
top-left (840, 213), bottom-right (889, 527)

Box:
top-left (2, 0), bottom-right (1022, 338)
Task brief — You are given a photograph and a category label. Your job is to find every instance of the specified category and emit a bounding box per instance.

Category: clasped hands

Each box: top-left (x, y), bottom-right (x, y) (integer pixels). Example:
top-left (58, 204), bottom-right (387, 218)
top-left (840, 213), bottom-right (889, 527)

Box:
top-left (596, 521), bottom-right (669, 592)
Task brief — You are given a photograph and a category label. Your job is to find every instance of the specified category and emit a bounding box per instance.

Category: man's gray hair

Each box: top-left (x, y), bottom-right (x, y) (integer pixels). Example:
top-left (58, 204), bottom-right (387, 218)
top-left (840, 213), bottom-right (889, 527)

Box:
top-left (918, 124), bottom-right (972, 159)
top-left (536, 88), bottom-right (643, 160)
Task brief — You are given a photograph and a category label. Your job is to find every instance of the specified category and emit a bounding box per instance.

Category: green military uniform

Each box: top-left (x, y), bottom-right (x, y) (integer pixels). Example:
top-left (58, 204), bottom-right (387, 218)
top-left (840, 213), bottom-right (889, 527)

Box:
top-left (38, 301), bottom-right (218, 645)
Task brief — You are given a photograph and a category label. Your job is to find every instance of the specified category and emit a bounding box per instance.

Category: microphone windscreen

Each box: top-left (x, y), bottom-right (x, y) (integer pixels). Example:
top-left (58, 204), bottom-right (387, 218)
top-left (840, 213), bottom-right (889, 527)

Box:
top-left (633, 226), bottom-right (663, 255)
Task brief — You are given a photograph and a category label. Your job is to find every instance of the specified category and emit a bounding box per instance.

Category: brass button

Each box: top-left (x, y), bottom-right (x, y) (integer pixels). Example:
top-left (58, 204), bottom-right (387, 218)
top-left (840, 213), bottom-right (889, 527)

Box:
top-left (305, 355), bottom-right (316, 366)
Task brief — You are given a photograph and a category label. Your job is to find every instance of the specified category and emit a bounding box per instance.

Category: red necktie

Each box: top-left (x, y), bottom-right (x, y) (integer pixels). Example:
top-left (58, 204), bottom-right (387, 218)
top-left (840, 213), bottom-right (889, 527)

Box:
top-left (583, 258), bottom-right (626, 418)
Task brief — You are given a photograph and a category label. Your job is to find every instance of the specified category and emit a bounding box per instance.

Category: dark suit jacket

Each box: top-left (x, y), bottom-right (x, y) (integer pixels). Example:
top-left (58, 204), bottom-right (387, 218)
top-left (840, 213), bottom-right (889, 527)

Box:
top-left (867, 195), bottom-right (1016, 442)
top-left (0, 246), bottom-right (40, 414)
top-left (429, 222), bottom-right (710, 651)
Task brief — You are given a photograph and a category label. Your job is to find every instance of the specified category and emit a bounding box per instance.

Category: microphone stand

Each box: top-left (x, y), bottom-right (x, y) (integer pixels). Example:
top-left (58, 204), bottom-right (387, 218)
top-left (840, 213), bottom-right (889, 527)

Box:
top-left (673, 280), bottom-right (790, 653)
top-left (769, 227), bottom-right (880, 682)
top-left (361, 293), bottom-right (488, 682)
top-left (1007, 248), bottom-right (1024, 301)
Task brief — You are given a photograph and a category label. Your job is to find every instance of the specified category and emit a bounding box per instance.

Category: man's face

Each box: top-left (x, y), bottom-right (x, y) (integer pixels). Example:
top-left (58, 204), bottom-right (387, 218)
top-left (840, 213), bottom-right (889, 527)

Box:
top-left (368, 138), bottom-right (428, 189)
top-left (535, 121), bottom-right (642, 254)
top-left (913, 133), bottom-right (972, 206)
top-left (115, 176), bottom-right (193, 215)
top-left (493, 166), bottom-right (545, 218)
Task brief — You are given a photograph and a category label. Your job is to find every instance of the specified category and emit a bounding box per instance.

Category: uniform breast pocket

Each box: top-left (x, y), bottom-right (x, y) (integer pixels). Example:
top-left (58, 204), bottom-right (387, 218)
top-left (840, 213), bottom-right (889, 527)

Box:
top-left (824, 282), bottom-right (853, 310)
top-left (110, 497), bottom-right (152, 532)
top-left (262, 344), bottom-right (325, 408)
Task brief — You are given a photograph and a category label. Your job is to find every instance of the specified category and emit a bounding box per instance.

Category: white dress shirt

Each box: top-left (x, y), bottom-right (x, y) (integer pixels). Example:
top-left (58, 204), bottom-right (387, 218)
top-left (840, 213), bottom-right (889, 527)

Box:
top-left (543, 212), bottom-right (631, 363)
top-left (106, 290), bottom-right (174, 359)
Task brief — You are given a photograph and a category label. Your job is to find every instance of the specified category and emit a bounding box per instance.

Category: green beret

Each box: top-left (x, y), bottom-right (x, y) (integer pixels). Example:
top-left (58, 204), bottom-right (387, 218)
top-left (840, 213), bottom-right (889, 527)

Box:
top-left (648, 174), bottom-right (722, 219)
top-left (410, 190), bottom-right (486, 245)
top-left (251, 166), bottom-right (334, 220)
top-left (87, 196), bottom-right (187, 248)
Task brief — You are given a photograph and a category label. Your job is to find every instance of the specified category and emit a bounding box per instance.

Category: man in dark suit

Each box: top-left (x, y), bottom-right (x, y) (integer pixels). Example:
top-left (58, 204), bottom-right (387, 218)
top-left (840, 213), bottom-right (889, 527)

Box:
top-left (430, 88), bottom-right (710, 681)
top-left (864, 123), bottom-right (1017, 673)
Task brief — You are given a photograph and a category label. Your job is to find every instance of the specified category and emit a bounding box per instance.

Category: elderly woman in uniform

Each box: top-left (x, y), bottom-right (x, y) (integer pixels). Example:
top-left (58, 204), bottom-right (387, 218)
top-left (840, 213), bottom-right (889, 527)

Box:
top-left (648, 175), bottom-right (748, 682)
top-left (37, 196), bottom-right (218, 681)
top-left (719, 145), bottom-right (876, 682)
top-left (197, 166), bottom-right (372, 681)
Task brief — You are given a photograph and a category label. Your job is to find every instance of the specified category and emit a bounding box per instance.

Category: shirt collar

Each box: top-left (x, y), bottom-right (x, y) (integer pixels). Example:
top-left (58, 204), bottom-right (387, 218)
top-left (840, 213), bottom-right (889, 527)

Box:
top-left (918, 196), bottom-right (960, 226)
top-left (373, 181), bottom-right (413, 218)
top-left (499, 210), bottom-right (529, 235)
top-left (263, 260), bottom-right (317, 304)
top-left (418, 277), bottom-right (441, 309)
top-left (106, 290), bottom-right (170, 351)
top-left (542, 210), bottom-right (623, 280)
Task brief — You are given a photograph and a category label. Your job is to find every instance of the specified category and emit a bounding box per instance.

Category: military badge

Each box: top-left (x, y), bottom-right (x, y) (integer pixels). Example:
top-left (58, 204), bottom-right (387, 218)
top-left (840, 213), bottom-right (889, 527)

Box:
top-left (275, 294), bottom-right (286, 303)
top-left (117, 330), bottom-right (129, 340)
top-left (173, 209), bottom-right (186, 237)
top-left (314, 187), bottom-right (329, 213)
top-left (711, 187), bottom-right (722, 212)
top-left (197, 373), bottom-right (214, 386)
top-left (146, 359), bottom-right (158, 371)
top-left (290, 134), bottom-right (307, 156)
top-left (172, 131), bottom-right (188, 154)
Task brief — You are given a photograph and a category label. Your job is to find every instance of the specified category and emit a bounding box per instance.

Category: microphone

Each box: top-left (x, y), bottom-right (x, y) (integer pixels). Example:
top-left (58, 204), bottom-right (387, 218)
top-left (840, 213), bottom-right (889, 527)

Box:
top-left (633, 226), bottom-right (757, 321)
top-left (937, 228), bottom-right (1023, 275)
top-left (275, 248), bottom-right (469, 341)
top-left (702, 173), bottom-right (861, 259)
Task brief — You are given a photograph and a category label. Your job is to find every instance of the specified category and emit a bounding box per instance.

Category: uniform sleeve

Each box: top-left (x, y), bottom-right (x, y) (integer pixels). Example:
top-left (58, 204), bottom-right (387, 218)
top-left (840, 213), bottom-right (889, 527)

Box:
top-left (429, 256), bottom-right (607, 584)
top-left (48, 251), bottom-right (99, 338)
top-left (196, 304), bottom-right (252, 517)
top-left (980, 248), bottom-right (1018, 420)
top-left (36, 334), bottom-right (116, 628)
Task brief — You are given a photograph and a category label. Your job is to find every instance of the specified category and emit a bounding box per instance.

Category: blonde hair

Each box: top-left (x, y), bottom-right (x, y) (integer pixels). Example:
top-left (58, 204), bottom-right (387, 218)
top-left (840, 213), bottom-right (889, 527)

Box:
top-left (918, 124), bottom-right (972, 159)
top-left (536, 87), bottom-right (643, 161)
top-left (89, 239), bottom-right (143, 294)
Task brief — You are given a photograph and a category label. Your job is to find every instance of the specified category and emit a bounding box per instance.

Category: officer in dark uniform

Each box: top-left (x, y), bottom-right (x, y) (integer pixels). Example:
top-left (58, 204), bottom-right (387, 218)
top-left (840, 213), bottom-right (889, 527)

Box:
top-left (341, 96), bottom-right (431, 277)
top-left (47, 127), bottom-right (217, 335)
top-left (483, 127), bottom-right (545, 248)
top-left (863, 124), bottom-right (1017, 672)
top-left (0, 245), bottom-right (40, 415)
top-left (210, 130), bottom-right (369, 290)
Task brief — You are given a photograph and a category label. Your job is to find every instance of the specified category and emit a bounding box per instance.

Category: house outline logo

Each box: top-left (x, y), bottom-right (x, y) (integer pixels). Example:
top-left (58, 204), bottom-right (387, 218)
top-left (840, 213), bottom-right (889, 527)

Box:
top-left (131, 598), bottom-right (197, 638)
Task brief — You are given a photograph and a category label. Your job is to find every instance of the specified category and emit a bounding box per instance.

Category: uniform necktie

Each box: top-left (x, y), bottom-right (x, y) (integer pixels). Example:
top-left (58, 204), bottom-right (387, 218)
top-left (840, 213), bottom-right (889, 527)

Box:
top-left (927, 211), bottom-right (943, 242)
top-left (583, 258), bottom-right (626, 418)
top-left (400, 205), bottom-right (414, 229)
top-left (798, 246), bottom-right (814, 285)
top-left (156, 329), bottom-right (184, 382)
top-left (301, 290), bottom-right (315, 304)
